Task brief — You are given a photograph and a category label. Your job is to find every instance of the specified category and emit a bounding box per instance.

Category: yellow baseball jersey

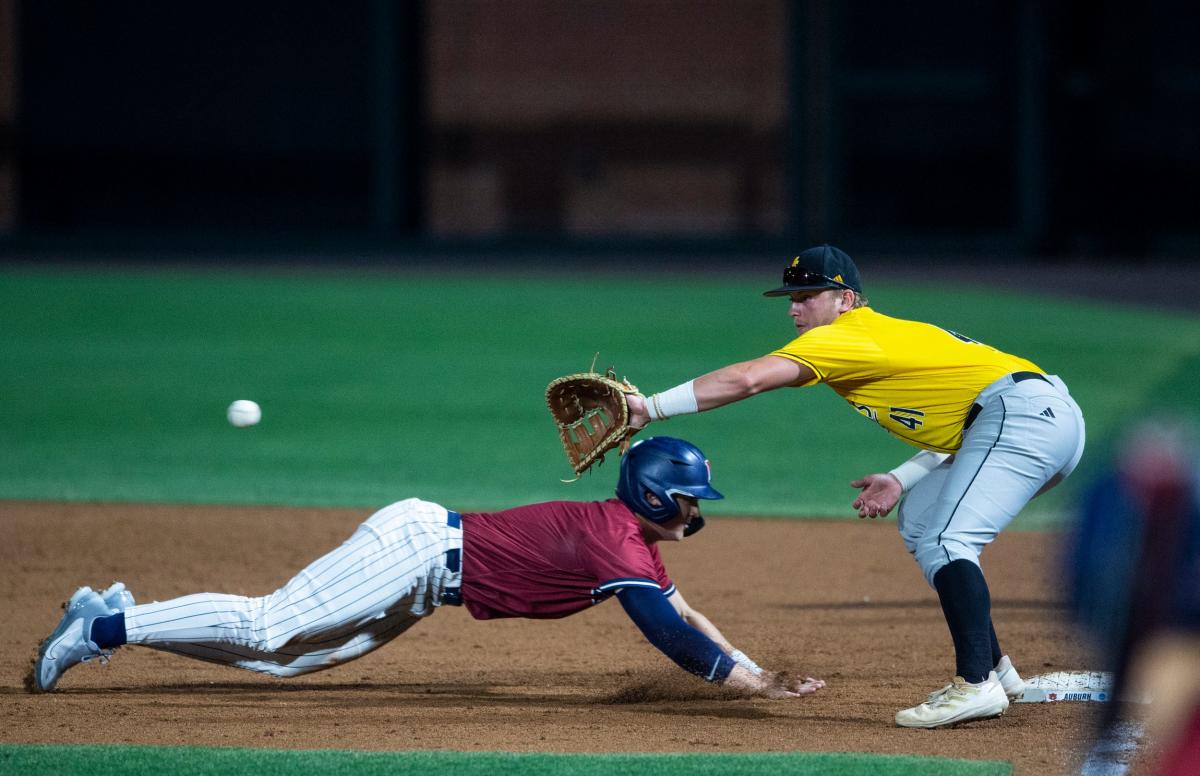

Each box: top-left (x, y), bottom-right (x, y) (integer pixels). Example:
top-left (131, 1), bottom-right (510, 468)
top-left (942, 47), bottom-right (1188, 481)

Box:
top-left (769, 307), bottom-right (1043, 453)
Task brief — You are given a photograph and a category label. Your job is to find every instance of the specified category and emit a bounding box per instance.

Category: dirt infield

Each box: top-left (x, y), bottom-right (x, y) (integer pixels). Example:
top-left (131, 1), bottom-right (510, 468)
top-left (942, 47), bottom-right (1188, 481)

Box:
top-left (1, 502), bottom-right (1130, 773)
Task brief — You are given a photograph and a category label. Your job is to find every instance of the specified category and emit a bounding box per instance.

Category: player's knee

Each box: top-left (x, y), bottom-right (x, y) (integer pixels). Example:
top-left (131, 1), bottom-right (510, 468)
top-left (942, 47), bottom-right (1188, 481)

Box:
top-left (243, 595), bottom-right (287, 653)
top-left (258, 619), bottom-right (304, 654)
top-left (260, 633), bottom-right (292, 653)
top-left (914, 545), bottom-right (947, 588)
top-left (915, 538), bottom-right (979, 587)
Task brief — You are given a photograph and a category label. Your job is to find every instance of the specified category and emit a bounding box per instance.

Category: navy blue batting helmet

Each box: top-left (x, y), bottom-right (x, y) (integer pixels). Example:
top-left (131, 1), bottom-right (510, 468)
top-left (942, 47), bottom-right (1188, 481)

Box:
top-left (615, 437), bottom-right (723, 523)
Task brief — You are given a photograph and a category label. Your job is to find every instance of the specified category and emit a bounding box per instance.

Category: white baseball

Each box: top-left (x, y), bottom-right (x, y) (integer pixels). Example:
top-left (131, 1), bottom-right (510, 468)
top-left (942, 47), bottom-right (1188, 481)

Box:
top-left (226, 399), bottom-right (262, 428)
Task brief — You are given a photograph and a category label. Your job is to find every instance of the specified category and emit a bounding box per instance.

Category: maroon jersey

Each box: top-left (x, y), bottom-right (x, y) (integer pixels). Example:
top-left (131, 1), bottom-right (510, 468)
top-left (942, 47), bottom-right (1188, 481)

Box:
top-left (459, 499), bottom-right (674, 620)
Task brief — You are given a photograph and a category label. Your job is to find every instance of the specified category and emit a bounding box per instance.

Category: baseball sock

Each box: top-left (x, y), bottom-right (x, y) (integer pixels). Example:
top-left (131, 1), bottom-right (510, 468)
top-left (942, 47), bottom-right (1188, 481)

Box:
top-left (934, 559), bottom-right (993, 684)
top-left (90, 613), bottom-right (127, 649)
top-left (989, 621), bottom-right (1003, 668)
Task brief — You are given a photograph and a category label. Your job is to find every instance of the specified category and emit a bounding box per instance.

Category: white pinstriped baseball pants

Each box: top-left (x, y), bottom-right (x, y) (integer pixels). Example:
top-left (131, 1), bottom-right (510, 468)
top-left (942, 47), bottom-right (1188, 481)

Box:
top-left (123, 498), bottom-right (463, 677)
top-left (898, 374), bottom-right (1086, 586)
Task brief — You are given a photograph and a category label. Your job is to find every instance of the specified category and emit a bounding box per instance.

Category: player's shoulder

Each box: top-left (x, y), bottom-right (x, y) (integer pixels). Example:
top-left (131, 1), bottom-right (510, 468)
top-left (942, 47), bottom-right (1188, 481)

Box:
top-left (583, 500), bottom-right (651, 545)
top-left (474, 499), bottom-right (602, 525)
top-left (844, 306), bottom-right (902, 326)
top-left (534, 498), bottom-right (632, 517)
top-left (573, 501), bottom-right (656, 564)
top-left (590, 499), bottom-right (641, 533)
top-left (790, 307), bottom-right (884, 346)
top-left (820, 306), bottom-right (881, 331)
top-left (846, 306), bottom-right (944, 336)
top-left (519, 499), bottom-right (639, 531)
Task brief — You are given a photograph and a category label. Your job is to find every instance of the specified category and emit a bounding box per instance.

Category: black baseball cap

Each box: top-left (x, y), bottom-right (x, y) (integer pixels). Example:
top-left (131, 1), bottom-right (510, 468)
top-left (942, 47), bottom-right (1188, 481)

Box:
top-left (762, 245), bottom-right (863, 297)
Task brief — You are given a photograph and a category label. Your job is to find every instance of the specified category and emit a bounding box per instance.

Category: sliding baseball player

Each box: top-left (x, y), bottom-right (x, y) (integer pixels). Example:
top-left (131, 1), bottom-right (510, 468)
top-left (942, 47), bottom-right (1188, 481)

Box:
top-left (30, 437), bottom-right (823, 700)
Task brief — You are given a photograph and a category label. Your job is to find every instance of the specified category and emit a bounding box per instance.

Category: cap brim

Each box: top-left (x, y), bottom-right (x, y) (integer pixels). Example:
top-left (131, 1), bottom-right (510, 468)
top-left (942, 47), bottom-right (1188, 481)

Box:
top-left (694, 484), bottom-right (723, 501)
top-left (762, 283), bottom-right (840, 297)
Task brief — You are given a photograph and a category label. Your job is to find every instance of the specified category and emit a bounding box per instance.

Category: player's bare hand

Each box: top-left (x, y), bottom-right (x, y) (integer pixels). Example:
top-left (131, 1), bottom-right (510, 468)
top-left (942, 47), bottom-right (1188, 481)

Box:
top-left (850, 473), bottom-right (902, 518)
top-left (760, 671), bottom-right (826, 699)
top-left (725, 665), bottom-right (825, 698)
top-left (784, 674), bottom-right (826, 696)
top-left (626, 393), bottom-right (650, 429)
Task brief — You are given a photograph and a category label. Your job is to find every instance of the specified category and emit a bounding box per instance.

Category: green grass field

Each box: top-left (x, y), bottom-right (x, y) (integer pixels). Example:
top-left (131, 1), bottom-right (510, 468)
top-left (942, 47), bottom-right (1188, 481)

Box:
top-left (2, 266), bottom-right (1197, 521)
top-left (0, 744), bottom-right (1013, 776)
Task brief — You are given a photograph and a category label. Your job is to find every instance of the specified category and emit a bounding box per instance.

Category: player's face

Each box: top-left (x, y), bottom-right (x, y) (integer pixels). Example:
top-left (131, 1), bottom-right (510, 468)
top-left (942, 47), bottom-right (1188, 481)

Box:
top-left (639, 494), bottom-right (701, 542)
top-left (660, 495), bottom-right (701, 541)
top-left (788, 289), bottom-right (849, 335)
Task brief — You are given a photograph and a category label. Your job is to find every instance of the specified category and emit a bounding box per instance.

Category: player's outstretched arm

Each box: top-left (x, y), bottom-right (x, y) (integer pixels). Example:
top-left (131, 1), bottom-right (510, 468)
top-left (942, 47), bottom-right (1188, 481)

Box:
top-left (667, 590), bottom-right (766, 676)
top-left (617, 586), bottom-right (824, 698)
top-left (692, 355), bottom-right (810, 409)
top-left (669, 590), bottom-right (825, 697)
top-left (629, 356), bottom-right (811, 429)
top-left (666, 590), bottom-right (734, 652)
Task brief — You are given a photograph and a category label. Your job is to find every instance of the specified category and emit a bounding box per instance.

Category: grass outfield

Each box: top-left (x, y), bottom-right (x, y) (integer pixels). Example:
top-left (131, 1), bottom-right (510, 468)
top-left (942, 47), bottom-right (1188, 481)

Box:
top-left (0, 745), bottom-right (1012, 775)
top-left (1, 266), bottom-right (1197, 522)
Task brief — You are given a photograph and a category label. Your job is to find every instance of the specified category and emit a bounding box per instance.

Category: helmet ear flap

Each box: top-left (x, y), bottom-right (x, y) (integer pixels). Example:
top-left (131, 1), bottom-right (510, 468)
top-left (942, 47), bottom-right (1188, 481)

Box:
top-left (616, 447), bottom-right (677, 522)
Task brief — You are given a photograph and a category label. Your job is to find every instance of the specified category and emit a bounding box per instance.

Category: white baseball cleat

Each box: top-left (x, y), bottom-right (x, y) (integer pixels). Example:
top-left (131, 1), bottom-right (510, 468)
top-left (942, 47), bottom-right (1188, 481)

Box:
top-left (994, 655), bottom-right (1025, 699)
top-left (895, 671), bottom-right (1010, 728)
top-left (30, 587), bottom-right (113, 693)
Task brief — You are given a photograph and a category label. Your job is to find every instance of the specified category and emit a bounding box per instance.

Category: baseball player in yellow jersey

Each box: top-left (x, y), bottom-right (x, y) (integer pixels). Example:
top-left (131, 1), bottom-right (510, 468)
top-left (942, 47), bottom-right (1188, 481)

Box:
top-left (627, 245), bottom-right (1086, 728)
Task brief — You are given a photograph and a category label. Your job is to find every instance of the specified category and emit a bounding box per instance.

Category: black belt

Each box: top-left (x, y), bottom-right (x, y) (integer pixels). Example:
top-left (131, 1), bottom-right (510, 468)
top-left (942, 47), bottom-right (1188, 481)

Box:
top-left (443, 510), bottom-right (463, 605)
top-left (963, 372), bottom-right (1049, 431)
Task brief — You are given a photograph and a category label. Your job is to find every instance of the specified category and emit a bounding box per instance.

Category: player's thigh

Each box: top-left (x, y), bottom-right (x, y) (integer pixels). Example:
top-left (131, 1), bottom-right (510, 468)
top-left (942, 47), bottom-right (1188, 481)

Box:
top-left (263, 499), bottom-right (446, 644)
top-left (929, 391), bottom-right (1082, 545)
top-left (1034, 387), bottom-right (1086, 497)
top-left (898, 463), bottom-right (953, 554)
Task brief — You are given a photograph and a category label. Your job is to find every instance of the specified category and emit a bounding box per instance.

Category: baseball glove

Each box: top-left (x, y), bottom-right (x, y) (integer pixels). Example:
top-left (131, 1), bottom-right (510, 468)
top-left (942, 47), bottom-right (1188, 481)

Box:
top-left (546, 368), bottom-right (641, 478)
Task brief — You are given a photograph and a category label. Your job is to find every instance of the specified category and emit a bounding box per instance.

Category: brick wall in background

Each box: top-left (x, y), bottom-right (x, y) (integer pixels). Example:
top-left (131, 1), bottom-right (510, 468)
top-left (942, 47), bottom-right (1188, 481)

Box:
top-left (426, 0), bottom-right (788, 237)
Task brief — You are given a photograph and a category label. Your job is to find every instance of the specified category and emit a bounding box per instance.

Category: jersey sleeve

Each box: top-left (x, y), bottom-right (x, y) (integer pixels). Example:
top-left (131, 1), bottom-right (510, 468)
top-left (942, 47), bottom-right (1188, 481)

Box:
top-left (585, 530), bottom-right (672, 599)
top-left (647, 543), bottom-right (675, 597)
top-left (617, 587), bottom-right (735, 682)
top-left (770, 322), bottom-right (889, 385)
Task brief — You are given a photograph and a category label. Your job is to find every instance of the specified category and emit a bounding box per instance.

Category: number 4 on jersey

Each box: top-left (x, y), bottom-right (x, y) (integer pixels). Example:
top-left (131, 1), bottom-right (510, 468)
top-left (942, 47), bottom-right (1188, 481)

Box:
top-left (888, 407), bottom-right (926, 430)
top-left (855, 403), bottom-right (925, 432)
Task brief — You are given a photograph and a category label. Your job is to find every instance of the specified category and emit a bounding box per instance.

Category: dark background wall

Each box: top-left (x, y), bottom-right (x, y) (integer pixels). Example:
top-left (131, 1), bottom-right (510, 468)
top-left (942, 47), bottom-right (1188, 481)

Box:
top-left (2, 0), bottom-right (1197, 258)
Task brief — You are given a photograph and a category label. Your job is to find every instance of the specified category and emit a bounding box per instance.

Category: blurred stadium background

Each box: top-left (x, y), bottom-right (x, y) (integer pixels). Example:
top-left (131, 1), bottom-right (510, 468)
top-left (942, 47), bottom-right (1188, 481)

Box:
top-left (0, 0), bottom-right (1197, 257)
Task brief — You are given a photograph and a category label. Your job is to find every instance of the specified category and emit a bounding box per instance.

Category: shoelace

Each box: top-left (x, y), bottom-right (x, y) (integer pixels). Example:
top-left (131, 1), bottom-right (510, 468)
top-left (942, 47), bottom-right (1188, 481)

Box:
top-left (80, 649), bottom-right (114, 666)
top-left (925, 683), bottom-right (955, 703)
top-left (924, 683), bottom-right (974, 708)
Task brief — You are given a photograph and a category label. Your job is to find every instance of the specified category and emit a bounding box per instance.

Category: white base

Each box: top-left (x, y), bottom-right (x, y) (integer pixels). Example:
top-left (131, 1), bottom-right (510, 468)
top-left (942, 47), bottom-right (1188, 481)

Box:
top-left (1016, 671), bottom-right (1150, 704)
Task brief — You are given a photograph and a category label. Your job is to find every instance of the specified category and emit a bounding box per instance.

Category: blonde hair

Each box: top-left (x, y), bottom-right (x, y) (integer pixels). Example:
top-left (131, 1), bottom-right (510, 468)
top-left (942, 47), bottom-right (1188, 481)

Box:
top-left (833, 288), bottom-right (869, 309)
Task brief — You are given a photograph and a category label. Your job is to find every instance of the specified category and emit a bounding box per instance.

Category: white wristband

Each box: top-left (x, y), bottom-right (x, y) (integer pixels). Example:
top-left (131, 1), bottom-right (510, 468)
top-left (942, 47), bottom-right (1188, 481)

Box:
top-left (888, 450), bottom-right (951, 492)
top-left (730, 649), bottom-right (764, 676)
top-left (645, 380), bottom-right (699, 421)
